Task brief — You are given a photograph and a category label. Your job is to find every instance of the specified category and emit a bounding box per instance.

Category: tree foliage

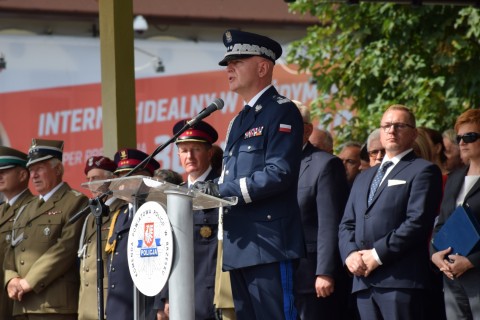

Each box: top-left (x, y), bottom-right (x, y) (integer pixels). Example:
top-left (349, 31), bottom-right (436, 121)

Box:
top-left (286, 2), bottom-right (480, 146)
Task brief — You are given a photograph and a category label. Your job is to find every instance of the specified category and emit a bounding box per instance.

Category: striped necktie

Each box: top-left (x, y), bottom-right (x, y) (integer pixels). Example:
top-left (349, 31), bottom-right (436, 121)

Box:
top-left (368, 161), bottom-right (393, 206)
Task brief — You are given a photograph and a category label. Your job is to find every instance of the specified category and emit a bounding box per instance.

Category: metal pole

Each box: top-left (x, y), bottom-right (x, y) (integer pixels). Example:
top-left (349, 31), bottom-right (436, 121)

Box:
top-left (165, 190), bottom-right (195, 320)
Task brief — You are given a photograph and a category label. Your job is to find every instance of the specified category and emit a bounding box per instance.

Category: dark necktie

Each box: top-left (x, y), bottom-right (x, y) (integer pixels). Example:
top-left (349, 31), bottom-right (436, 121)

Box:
top-left (241, 105), bottom-right (250, 124)
top-left (38, 197), bottom-right (45, 208)
top-left (368, 161), bottom-right (393, 206)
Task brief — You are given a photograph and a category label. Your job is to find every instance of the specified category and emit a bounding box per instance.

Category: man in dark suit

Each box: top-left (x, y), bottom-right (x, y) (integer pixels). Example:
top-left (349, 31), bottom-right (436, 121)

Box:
top-left (339, 105), bottom-right (443, 319)
top-left (0, 146), bottom-right (35, 320)
top-left (195, 29), bottom-right (305, 320)
top-left (293, 101), bottom-right (350, 320)
top-left (104, 148), bottom-right (160, 320)
top-left (5, 139), bottom-right (89, 319)
top-left (174, 119), bottom-right (222, 320)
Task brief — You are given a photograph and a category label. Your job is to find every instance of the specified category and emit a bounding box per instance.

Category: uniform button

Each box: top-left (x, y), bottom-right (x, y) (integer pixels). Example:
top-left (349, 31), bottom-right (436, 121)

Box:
top-left (40, 283), bottom-right (45, 288)
top-left (112, 267), bottom-right (115, 272)
top-left (27, 223), bottom-right (32, 227)
top-left (119, 235), bottom-right (122, 239)
top-left (86, 267), bottom-right (89, 272)
top-left (203, 218), bottom-right (208, 223)
top-left (248, 146), bottom-right (252, 150)
top-left (267, 215), bottom-right (272, 220)
top-left (87, 254), bottom-right (90, 258)
top-left (24, 235), bottom-right (28, 239)
top-left (85, 282), bottom-right (89, 286)
top-left (225, 170), bottom-right (229, 175)
top-left (229, 151), bottom-right (233, 156)
top-left (224, 209), bottom-right (229, 214)
top-left (88, 239), bottom-right (92, 244)
top-left (20, 260), bottom-right (24, 265)
top-left (21, 248), bottom-right (25, 252)
top-left (115, 252), bottom-right (119, 256)
top-left (111, 284), bottom-right (115, 289)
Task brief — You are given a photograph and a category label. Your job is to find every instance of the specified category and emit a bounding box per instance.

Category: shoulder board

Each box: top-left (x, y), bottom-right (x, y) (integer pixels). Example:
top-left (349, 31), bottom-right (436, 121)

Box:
top-left (273, 95), bottom-right (291, 105)
top-left (70, 190), bottom-right (84, 197)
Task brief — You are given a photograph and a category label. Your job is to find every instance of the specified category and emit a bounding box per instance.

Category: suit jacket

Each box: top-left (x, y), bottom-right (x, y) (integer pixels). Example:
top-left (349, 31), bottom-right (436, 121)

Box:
top-left (295, 142), bottom-right (349, 294)
top-left (432, 165), bottom-right (480, 267)
top-left (0, 189), bottom-right (35, 320)
top-left (78, 197), bottom-right (126, 320)
top-left (339, 151), bottom-right (443, 293)
top-left (219, 86), bottom-right (305, 270)
top-left (4, 183), bottom-right (89, 315)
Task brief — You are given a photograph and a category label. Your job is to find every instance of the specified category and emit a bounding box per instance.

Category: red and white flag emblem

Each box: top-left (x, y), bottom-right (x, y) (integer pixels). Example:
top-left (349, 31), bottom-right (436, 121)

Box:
top-left (279, 124), bottom-right (291, 133)
top-left (144, 222), bottom-right (154, 247)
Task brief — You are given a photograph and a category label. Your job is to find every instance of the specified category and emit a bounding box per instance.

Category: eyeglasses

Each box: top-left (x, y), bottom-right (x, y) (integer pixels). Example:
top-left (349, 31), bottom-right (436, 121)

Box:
top-left (456, 132), bottom-right (480, 144)
top-left (380, 122), bottom-right (415, 132)
top-left (368, 149), bottom-right (386, 158)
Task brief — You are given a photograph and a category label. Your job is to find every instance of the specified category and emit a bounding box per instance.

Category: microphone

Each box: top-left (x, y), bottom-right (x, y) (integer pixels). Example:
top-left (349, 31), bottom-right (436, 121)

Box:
top-left (187, 98), bottom-right (224, 127)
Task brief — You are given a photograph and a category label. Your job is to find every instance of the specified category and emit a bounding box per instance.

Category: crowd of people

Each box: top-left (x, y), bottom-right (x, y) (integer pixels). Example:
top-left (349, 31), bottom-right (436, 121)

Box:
top-left (0, 28), bottom-right (478, 320)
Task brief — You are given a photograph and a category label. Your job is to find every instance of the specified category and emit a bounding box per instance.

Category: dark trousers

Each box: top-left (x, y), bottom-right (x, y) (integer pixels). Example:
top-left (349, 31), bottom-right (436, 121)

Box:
top-left (356, 287), bottom-right (425, 320)
top-left (229, 260), bottom-right (297, 320)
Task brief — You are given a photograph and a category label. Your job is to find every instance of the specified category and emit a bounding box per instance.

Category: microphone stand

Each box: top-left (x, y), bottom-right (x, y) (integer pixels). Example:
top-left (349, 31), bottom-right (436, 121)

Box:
top-left (69, 118), bottom-right (198, 320)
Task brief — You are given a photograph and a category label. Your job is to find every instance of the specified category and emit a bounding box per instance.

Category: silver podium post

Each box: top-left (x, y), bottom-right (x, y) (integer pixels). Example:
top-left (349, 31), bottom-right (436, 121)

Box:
top-left (165, 189), bottom-right (195, 320)
top-left (82, 176), bottom-right (237, 320)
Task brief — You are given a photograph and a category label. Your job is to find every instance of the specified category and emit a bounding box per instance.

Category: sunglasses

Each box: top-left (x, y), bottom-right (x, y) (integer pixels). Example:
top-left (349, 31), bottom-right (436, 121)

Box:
top-left (456, 132), bottom-right (480, 144)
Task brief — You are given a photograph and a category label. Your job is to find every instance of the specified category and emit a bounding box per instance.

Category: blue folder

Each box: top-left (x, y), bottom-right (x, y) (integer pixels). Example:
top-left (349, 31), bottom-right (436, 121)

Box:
top-left (432, 205), bottom-right (480, 256)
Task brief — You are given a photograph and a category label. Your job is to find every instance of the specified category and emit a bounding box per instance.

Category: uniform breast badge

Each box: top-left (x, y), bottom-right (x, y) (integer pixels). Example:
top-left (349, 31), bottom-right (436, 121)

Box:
top-left (43, 226), bottom-right (51, 236)
top-left (199, 225), bottom-right (212, 238)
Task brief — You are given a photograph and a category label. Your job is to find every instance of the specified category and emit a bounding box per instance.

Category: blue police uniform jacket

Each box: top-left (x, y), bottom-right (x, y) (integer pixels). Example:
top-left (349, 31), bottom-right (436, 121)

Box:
top-left (218, 86), bottom-right (306, 271)
top-left (193, 169), bottom-right (220, 320)
top-left (105, 204), bottom-right (155, 320)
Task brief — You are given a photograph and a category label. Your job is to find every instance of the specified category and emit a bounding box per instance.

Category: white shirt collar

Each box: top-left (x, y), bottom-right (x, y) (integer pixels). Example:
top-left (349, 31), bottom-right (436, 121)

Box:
top-left (41, 182), bottom-right (64, 202)
top-left (188, 166), bottom-right (213, 187)
top-left (245, 84), bottom-right (272, 107)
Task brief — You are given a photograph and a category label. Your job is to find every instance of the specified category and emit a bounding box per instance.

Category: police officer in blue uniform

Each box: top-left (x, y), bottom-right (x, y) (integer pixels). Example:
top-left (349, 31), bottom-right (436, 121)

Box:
top-left (105, 148), bottom-right (160, 320)
top-left (194, 29), bottom-right (305, 320)
top-left (175, 120), bottom-right (220, 319)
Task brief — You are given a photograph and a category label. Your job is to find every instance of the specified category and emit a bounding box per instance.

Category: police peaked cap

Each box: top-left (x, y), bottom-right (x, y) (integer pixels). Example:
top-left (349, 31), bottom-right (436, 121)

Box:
top-left (113, 148), bottom-right (160, 176)
top-left (173, 120), bottom-right (218, 145)
top-left (218, 29), bottom-right (283, 66)
top-left (27, 138), bottom-right (64, 167)
top-left (0, 146), bottom-right (28, 170)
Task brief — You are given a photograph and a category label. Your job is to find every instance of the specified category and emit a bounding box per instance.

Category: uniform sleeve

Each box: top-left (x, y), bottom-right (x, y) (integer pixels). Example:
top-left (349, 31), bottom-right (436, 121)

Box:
top-left (219, 102), bottom-right (303, 205)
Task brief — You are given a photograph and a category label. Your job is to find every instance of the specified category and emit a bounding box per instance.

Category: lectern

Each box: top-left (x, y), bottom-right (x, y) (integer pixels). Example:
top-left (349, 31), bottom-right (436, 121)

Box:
top-left (84, 175), bottom-right (237, 320)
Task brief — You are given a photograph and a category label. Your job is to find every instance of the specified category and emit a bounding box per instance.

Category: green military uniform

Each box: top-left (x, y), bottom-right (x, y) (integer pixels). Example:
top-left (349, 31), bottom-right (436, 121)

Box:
top-left (0, 190), bottom-right (35, 320)
top-left (4, 183), bottom-right (89, 317)
top-left (78, 197), bottom-right (125, 320)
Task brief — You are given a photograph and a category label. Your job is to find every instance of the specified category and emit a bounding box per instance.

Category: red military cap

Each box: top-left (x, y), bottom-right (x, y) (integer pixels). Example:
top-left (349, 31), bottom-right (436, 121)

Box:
top-left (113, 148), bottom-right (160, 176)
top-left (84, 156), bottom-right (117, 175)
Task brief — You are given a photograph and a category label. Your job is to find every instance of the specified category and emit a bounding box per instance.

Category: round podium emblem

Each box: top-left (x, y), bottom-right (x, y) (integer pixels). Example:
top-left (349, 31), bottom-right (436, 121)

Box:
top-left (127, 201), bottom-right (174, 296)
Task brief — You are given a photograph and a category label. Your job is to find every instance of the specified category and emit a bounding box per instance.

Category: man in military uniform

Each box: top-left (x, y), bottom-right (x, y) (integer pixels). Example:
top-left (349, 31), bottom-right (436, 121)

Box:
top-left (4, 138), bottom-right (89, 319)
top-left (194, 29), bottom-right (305, 320)
top-left (0, 146), bottom-right (35, 320)
top-left (104, 148), bottom-right (159, 320)
top-left (173, 119), bottom-right (224, 320)
top-left (78, 156), bottom-right (125, 320)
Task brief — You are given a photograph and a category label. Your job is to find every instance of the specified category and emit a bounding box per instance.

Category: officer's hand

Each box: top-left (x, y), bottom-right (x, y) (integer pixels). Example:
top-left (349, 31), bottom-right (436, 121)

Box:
top-left (192, 181), bottom-right (221, 198)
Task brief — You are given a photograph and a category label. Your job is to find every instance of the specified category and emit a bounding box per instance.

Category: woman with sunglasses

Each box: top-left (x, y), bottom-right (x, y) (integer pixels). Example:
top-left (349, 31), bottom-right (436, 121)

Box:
top-left (431, 109), bottom-right (480, 320)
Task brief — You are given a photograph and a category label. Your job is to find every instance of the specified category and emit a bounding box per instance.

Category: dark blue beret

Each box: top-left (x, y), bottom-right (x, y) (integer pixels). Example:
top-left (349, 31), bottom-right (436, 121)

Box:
top-left (218, 29), bottom-right (282, 66)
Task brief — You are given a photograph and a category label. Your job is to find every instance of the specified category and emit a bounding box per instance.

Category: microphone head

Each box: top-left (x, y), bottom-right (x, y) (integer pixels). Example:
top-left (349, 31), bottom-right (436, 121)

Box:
top-left (213, 98), bottom-right (225, 110)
